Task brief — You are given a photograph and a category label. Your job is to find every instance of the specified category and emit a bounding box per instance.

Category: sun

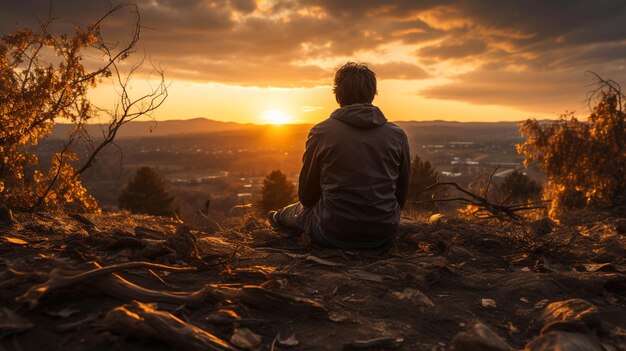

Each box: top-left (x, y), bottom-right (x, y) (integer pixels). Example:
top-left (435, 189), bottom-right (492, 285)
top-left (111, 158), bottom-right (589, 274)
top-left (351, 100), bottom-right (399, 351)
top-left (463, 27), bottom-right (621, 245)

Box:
top-left (260, 109), bottom-right (294, 125)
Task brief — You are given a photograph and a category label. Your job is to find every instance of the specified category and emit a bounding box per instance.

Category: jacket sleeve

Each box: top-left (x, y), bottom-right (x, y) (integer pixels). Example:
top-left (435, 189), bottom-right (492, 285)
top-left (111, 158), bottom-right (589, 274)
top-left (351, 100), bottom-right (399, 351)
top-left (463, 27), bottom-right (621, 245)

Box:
top-left (298, 128), bottom-right (322, 207)
top-left (395, 133), bottom-right (410, 209)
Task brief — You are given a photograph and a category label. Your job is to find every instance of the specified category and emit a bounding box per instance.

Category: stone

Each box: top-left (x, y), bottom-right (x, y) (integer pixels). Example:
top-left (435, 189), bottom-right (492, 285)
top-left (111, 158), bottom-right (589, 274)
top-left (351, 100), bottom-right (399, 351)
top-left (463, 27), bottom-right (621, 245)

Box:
top-left (541, 299), bottom-right (601, 331)
top-left (428, 213), bottom-right (445, 224)
top-left (451, 322), bottom-right (512, 351)
top-left (230, 327), bottom-right (262, 350)
top-left (525, 331), bottom-right (604, 351)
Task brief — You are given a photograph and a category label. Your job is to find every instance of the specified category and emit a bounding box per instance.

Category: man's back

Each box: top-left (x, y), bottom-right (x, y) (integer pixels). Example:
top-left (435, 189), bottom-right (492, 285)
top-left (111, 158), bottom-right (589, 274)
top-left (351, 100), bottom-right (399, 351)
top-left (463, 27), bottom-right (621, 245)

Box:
top-left (299, 103), bottom-right (410, 245)
top-left (269, 62), bottom-right (411, 249)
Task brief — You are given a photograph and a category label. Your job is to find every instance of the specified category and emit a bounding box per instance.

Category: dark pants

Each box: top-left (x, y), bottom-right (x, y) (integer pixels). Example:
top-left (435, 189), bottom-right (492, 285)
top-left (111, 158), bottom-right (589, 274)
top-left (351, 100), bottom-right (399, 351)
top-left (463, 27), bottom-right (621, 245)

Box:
top-left (275, 201), bottom-right (390, 249)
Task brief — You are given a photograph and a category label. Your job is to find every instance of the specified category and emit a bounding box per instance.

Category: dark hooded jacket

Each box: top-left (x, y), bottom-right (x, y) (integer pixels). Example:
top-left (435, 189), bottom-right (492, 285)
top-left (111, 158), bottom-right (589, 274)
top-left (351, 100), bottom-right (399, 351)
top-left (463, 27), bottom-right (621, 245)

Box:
top-left (298, 103), bottom-right (410, 245)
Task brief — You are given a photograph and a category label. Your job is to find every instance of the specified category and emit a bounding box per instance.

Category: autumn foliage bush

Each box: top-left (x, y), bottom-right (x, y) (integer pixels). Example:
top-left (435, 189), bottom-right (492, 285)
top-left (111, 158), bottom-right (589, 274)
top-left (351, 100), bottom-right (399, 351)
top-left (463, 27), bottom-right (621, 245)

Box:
top-left (0, 5), bottom-right (165, 213)
top-left (518, 75), bottom-right (625, 217)
top-left (0, 22), bottom-right (101, 211)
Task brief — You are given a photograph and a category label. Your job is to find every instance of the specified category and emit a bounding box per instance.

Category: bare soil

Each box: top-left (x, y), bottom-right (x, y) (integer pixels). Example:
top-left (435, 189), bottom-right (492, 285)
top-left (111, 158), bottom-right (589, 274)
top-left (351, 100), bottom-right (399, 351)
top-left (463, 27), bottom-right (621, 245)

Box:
top-left (1, 210), bottom-right (624, 350)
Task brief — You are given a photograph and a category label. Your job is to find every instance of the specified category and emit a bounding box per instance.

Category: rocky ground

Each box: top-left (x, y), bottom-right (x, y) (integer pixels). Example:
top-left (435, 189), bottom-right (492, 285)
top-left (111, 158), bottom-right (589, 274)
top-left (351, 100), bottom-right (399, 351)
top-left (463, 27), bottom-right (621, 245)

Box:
top-left (0, 209), bottom-right (624, 350)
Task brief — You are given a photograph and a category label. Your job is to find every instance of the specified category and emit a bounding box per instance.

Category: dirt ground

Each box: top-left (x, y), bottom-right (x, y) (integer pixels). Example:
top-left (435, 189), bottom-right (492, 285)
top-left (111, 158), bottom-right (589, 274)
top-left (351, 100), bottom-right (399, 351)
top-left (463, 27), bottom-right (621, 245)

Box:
top-left (1, 210), bottom-right (624, 350)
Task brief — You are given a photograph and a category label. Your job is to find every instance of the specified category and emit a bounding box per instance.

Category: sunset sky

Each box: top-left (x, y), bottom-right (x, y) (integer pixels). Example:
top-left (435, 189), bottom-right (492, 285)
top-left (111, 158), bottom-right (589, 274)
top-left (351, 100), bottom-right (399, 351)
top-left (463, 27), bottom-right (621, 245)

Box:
top-left (2, 0), bottom-right (626, 124)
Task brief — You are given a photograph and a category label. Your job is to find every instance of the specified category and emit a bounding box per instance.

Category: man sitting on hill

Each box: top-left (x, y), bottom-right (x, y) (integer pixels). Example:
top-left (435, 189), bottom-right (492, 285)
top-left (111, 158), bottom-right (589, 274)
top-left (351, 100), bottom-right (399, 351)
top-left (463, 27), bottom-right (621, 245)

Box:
top-left (269, 62), bottom-right (410, 249)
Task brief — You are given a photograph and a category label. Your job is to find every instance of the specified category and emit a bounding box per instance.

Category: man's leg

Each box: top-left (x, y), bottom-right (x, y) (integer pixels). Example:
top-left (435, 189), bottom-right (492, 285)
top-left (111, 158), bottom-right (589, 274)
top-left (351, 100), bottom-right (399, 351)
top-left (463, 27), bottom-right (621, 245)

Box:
top-left (270, 202), bottom-right (311, 231)
top-left (271, 201), bottom-right (343, 247)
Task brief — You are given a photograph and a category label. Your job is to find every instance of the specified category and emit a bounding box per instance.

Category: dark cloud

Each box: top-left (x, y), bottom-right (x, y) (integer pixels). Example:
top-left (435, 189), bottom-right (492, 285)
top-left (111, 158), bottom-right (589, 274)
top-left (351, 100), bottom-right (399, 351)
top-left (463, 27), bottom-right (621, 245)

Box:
top-left (1, 0), bottom-right (625, 112)
top-left (230, 0), bottom-right (257, 13)
top-left (371, 62), bottom-right (430, 80)
top-left (420, 67), bottom-right (626, 113)
top-left (162, 56), bottom-right (331, 86)
top-left (301, 0), bottom-right (450, 18)
top-left (418, 39), bottom-right (487, 60)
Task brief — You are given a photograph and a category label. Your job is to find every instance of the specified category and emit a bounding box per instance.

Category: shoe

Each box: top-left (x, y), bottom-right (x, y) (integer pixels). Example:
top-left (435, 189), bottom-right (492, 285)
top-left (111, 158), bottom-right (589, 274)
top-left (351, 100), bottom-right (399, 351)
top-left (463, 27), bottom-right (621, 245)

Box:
top-left (268, 211), bottom-right (281, 229)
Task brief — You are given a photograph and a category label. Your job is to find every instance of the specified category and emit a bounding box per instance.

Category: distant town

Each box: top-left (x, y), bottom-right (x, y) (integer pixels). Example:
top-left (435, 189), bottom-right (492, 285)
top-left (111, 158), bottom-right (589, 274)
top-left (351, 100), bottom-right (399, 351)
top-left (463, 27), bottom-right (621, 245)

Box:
top-left (40, 119), bottom-right (539, 218)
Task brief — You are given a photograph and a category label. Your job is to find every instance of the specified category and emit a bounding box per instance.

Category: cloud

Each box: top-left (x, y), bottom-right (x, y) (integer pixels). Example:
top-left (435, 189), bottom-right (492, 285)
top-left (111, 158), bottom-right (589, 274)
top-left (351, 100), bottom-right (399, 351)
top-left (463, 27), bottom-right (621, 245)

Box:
top-left (302, 105), bottom-right (324, 112)
top-left (420, 67), bottom-right (626, 113)
top-left (371, 62), bottom-right (430, 80)
top-left (1, 0), bottom-right (626, 113)
top-left (417, 39), bottom-right (487, 60)
top-left (230, 0), bottom-right (257, 13)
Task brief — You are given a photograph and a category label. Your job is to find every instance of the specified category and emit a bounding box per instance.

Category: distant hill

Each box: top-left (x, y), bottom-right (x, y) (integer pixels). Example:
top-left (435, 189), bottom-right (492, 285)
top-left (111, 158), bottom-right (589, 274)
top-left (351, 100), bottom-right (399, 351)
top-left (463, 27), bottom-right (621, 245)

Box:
top-left (51, 117), bottom-right (526, 143)
top-left (50, 118), bottom-right (256, 139)
top-left (395, 120), bottom-right (523, 143)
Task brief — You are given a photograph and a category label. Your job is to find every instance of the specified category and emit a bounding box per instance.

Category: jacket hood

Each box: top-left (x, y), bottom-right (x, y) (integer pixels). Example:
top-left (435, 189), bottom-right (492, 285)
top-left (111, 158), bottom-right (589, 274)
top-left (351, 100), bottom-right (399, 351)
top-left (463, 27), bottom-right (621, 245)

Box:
top-left (330, 103), bottom-right (387, 129)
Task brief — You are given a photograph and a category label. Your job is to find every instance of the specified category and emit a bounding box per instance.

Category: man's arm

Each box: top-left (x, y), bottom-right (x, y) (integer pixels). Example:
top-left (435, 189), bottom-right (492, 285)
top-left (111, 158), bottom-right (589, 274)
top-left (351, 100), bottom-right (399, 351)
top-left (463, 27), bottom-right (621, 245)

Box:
top-left (395, 134), bottom-right (410, 209)
top-left (298, 128), bottom-right (322, 207)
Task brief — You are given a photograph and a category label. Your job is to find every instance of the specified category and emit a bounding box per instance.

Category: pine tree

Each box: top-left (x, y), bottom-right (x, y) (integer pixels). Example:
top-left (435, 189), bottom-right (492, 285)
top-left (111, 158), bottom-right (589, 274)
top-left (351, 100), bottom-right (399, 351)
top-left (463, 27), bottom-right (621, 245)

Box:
top-left (258, 170), bottom-right (296, 213)
top-left (497, 171), bottom-right (542, 205)
top-left (408, 155), bottom-right (438, 202)
top-left (119, 167), bottom-right (177, 216)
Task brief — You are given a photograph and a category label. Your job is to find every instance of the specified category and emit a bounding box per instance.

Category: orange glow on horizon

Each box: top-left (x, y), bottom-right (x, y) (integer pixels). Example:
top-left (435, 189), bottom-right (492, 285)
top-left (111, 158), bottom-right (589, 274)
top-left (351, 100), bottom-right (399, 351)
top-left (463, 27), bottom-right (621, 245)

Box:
top-left (259, 109), bottom-right (295, 125)
top-left (89, 79), bottom-right (559, 125)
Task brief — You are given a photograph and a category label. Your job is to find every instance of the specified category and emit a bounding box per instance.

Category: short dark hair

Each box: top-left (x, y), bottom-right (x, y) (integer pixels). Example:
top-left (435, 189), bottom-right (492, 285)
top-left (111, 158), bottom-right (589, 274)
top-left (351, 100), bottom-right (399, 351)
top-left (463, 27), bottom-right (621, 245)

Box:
top-left (333, 62), bottom-right (377, 107)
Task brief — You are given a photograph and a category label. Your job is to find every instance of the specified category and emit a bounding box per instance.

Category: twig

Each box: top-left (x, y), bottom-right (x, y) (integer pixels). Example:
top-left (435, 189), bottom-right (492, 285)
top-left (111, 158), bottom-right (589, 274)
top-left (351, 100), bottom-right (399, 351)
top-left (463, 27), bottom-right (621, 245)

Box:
top-left (483, 165), bottom-right (500, 199)
top-left (418, 180), bottom-right (548, 222)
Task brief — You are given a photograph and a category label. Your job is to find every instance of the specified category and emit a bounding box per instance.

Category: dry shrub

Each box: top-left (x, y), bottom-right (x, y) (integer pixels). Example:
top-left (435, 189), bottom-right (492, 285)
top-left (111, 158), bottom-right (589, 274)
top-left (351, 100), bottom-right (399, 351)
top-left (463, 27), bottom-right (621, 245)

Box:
top-left (517, 74), bottom-right (625, 218)
top-left (456, 169), bottom-right (547, 221)
top-left (0, 5), bottom-right (166, 213)
top-left (505, 221), bottom-right (572, 256)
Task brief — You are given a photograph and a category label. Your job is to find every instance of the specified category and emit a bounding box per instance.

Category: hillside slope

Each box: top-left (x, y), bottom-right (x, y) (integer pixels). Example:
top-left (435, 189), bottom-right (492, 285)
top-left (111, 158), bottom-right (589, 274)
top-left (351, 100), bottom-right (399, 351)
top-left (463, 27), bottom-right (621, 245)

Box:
top-left (0, 211), bottom-right (624, 350)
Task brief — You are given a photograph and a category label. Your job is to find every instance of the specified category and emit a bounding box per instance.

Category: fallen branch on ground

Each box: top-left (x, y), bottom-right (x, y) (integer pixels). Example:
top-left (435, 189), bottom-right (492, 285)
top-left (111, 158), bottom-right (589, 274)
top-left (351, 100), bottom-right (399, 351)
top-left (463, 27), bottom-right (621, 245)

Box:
top-left (15, 261), bottom-right (197, 308)
top-left (414, 180), bottom-right (550, 221)
top-left (103, 300), bottom-right (239, 351)
top-left (7, 261), bottom-right (326, 314)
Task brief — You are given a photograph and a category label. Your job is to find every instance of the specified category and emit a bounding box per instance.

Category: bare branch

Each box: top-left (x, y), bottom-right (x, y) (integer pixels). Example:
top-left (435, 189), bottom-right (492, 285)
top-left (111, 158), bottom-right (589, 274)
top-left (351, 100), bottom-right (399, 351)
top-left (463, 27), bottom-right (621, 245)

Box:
top-left (73, 59), bottom-right (168, 177)
top-left (79, 3), bottom-right (141, 84)
top-left (420, 180), bottom-right (549, 222)
top-left (483, 165), bottom-right (500, 199)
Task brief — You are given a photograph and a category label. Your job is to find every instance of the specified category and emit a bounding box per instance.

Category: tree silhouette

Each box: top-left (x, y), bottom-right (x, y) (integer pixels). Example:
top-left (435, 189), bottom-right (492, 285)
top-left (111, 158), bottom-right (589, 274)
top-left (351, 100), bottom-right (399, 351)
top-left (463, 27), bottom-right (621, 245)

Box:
top-left (258, 170), bottom-right (296, 214)
top-left (497, 171), bottom-right (542, 205)
top-left (119, 167), bottom-right (177, 217)
top-left (518, 74), bottom-right (625, 216)
top-left (408, 155), bottom-right (438, 202)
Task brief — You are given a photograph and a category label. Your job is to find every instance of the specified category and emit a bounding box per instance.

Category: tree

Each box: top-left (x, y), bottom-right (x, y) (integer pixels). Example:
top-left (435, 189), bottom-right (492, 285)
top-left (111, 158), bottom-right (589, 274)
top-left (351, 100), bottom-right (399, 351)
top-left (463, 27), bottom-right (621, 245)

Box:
top-left (0, 4), bottom-right (167, 213)
top-left (497, 171), bottom-right (542, 205)
top-left (518, 74), bottom-right (625, 216)
top-left (408, 155), bottom-right (438, 202)
top-left (118, 167), bottom-right (177, 217)
top-left (258, 170), bottom-right (296, 214)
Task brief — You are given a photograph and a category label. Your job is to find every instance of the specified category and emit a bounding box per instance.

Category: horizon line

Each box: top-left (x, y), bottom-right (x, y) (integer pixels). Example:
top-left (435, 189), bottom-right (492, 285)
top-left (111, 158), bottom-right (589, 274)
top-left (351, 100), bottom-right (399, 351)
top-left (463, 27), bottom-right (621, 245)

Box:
top-left (69, 116), bottom-right (540, 125)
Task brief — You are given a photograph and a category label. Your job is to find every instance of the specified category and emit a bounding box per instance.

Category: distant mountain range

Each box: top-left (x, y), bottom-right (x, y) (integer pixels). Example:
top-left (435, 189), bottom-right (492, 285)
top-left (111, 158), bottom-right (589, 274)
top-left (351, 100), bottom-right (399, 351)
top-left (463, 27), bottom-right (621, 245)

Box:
top-left (51, 118), bottom-right (257, 139)
top-left (51, 117), bottom-right (526, 142)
